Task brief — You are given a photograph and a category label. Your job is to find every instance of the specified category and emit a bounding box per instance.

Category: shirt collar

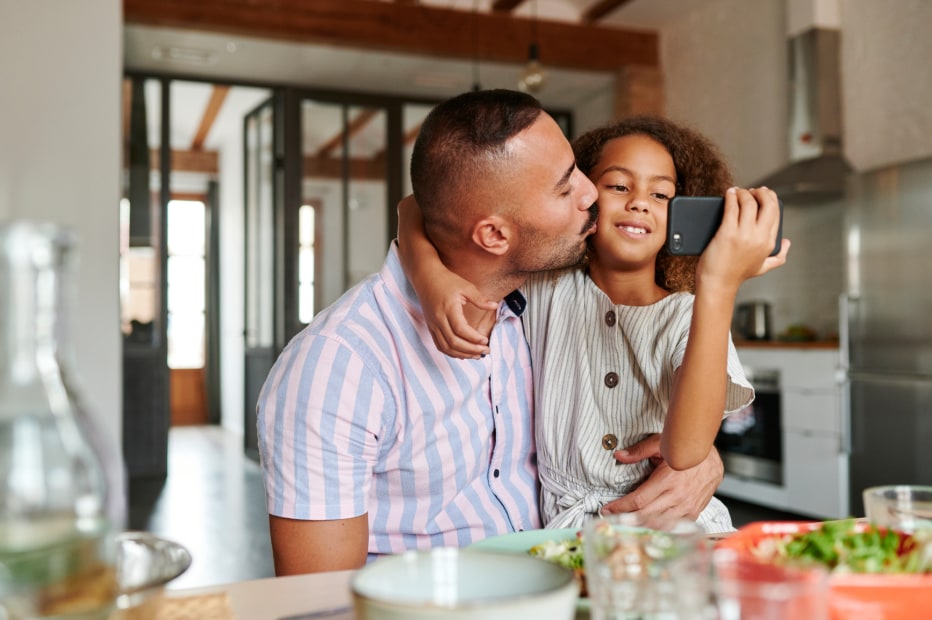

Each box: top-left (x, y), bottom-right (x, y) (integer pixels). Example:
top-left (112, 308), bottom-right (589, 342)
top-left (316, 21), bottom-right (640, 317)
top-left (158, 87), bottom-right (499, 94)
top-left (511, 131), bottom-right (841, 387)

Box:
top-left (384, 241), bottom-right (527, 319)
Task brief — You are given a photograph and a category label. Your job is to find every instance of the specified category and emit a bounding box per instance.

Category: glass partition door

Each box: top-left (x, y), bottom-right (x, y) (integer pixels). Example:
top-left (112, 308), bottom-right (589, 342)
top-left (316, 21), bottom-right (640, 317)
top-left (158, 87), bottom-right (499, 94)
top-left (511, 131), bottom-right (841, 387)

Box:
top-left (243, 95), bottom-right (279, 458)
top-left (299, 100), bottom-right (396, 314)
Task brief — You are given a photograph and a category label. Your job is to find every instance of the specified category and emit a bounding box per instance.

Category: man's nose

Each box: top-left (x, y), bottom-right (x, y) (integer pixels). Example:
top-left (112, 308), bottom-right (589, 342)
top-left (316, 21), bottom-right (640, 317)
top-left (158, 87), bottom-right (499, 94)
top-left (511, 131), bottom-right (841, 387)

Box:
top-left (579, 176), bottom-right (598, 210)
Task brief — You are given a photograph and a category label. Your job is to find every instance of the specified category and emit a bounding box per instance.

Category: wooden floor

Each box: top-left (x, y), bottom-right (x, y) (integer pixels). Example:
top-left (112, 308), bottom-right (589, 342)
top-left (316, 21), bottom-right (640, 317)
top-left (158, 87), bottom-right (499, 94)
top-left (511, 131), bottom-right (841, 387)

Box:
top-left (128, 426), bottom-right (807, 590)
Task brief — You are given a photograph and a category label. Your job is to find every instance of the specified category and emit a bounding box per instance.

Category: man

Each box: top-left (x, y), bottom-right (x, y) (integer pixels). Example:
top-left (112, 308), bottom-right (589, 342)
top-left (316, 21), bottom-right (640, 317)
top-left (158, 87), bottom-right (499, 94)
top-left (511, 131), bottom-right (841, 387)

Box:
top-left (257, 89), bottom-right (723, 575)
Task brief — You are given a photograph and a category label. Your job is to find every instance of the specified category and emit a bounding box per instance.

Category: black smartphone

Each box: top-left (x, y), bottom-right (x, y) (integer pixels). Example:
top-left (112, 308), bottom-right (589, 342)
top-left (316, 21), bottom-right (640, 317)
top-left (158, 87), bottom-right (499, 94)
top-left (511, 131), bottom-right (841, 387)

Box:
top-left (665, 196), bottom-right (784, 256)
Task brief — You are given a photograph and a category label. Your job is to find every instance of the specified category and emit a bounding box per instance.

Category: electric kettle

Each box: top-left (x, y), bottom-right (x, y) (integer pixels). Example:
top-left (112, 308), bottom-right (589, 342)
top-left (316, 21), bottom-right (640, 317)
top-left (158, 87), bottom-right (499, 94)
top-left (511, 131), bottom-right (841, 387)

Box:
top-left (734, 301), bottom-right (772, 340)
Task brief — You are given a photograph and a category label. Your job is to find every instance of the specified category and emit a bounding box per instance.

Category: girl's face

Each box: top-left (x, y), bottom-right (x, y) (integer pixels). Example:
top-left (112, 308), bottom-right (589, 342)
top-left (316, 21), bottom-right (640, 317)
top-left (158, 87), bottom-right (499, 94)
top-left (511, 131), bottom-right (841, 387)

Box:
top-left (588, 134), bottom-right (676, 271)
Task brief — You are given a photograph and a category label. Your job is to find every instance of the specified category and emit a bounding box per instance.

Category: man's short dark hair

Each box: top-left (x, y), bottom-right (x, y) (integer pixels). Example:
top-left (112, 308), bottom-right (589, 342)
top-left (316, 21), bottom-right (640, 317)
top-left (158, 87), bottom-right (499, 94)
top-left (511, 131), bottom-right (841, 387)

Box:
top-left (410, 89), bottom-right (542, 237)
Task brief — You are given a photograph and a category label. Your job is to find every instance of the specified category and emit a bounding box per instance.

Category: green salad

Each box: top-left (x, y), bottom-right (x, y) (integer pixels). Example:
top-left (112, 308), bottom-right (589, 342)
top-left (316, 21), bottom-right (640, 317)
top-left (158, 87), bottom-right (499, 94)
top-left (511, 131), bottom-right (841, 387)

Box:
top-left (753, 519), bottom-right (932, 574)
top-left (528, 536), bottom-right (584, 571)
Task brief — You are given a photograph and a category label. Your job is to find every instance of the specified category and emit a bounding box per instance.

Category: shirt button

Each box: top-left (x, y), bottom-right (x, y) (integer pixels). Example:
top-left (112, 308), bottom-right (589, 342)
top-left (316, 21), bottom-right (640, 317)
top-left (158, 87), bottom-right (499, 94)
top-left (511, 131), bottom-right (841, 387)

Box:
top-left (605, 310), bottom-right (616, 327)
top-left (602, 434), bottom-right (618, 450)
top-left (493, 469), bottom-right (500, 478)
top-left (604, 372), bottom-right (619, 388)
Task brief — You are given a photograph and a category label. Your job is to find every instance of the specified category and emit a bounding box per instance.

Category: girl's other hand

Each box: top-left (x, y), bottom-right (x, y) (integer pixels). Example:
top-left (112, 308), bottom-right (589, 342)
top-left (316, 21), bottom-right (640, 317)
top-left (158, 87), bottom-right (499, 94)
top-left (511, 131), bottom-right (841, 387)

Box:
top-left (698, 186), bottom-right (789, 292)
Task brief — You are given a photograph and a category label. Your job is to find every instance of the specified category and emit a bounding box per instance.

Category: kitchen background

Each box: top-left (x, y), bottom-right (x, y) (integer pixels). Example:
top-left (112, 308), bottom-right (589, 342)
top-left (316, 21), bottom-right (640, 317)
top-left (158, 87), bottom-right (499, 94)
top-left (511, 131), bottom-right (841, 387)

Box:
top-left (2, 0), bottom-right (931, 580)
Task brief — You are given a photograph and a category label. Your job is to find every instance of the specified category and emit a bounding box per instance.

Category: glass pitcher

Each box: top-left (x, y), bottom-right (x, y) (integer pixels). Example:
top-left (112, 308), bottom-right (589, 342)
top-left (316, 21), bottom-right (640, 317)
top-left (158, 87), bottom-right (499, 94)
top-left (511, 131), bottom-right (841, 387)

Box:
top-left (0, 220), bottom-right (117, 619)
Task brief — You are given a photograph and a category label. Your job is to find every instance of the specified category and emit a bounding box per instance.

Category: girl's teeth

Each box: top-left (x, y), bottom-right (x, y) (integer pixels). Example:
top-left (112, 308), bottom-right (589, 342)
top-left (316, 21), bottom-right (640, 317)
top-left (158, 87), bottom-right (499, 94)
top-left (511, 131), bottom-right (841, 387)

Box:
top-left (621, 226), bottom-right (646, 234)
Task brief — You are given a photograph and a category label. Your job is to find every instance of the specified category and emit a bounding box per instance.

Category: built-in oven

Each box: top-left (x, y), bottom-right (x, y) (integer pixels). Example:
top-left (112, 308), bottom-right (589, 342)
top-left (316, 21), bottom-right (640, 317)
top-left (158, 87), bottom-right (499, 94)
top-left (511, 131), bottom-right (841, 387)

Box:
top-left (714, 368), bottom-right (782, 486)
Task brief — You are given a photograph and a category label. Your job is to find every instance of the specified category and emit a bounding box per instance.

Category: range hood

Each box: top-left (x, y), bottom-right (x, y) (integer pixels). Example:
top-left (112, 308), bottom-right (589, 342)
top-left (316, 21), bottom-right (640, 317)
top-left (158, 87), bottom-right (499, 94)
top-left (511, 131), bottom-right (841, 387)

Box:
top-left (755, 27), bottom-right (851, 202)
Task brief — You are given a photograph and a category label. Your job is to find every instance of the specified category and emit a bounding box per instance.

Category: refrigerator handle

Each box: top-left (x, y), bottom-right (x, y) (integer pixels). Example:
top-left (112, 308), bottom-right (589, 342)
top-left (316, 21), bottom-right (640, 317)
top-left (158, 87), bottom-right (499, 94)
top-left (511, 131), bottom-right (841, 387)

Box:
top-left (837, 293), bottom-right (857, 373)
top-left (838, 376), bottom-right (852, 455)
top-left (837, 293), bottom-right (857, 455)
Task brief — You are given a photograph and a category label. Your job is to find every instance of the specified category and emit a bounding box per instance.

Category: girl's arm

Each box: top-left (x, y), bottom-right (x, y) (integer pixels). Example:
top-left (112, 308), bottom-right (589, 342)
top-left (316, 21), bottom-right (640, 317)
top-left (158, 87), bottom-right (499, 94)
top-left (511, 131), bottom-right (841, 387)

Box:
top-left (661, 186), bottom-right (789, 469)
top-left (396, 195), bottom-right (496, 358)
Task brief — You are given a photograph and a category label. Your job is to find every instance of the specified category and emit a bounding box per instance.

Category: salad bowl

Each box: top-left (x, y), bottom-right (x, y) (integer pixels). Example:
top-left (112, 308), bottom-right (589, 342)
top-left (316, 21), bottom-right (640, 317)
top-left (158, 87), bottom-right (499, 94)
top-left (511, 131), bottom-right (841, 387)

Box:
top-left (716, 520), bottom-right (932, 620)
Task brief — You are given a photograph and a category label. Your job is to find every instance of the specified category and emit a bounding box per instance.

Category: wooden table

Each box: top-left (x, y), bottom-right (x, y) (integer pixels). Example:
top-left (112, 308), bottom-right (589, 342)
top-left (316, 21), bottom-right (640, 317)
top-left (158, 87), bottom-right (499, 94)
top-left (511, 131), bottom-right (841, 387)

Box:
top-left (163, 568), bottom-right (592, 619)
top-left (164, 570), bottom-right (356, 620)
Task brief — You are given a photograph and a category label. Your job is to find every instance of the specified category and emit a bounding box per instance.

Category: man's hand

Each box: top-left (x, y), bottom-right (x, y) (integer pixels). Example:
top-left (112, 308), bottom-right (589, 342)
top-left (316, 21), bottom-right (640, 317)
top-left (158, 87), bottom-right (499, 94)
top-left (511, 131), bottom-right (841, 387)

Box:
top-left (599, 434), bottom-right (724, 531)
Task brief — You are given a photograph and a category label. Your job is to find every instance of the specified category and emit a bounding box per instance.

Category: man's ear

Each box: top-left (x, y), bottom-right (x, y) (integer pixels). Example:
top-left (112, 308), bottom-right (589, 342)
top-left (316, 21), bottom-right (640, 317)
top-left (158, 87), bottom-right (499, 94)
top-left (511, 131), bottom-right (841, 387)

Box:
top-left (471, 215), bottom-right (511, 256)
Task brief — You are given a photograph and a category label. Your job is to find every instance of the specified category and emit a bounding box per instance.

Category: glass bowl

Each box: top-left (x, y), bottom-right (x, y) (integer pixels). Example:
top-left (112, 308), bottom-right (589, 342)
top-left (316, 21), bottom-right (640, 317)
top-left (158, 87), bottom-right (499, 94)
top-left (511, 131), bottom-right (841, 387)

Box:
top-left (863, 485), bottom-right (932, 533)
top-left (111, 531), bottom-right (192, 620)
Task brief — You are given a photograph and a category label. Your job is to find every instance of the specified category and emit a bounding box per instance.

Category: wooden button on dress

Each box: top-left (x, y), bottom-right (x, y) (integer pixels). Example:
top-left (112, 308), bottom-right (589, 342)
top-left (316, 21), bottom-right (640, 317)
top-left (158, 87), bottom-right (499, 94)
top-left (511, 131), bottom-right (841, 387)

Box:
top-left (604, 372), bottom-right (619, 388)
top-left (604, 310), bottom-right (616, 327)
top-left (602, 434), bottom-right (618, 450)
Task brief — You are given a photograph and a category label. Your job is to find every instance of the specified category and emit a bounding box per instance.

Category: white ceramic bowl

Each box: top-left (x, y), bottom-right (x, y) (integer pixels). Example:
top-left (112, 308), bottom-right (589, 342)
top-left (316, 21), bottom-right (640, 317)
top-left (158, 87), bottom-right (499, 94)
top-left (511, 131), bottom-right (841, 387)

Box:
top-left (352, 547), bottom-right (579, 620)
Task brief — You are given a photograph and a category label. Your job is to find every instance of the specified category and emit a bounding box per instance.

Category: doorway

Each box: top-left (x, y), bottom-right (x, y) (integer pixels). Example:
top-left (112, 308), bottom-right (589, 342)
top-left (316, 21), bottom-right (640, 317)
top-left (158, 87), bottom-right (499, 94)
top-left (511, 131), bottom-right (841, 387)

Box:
top-left (166, 198), bottom-right (208, 426)
top-left (121, 74), bottom-right (272, 477)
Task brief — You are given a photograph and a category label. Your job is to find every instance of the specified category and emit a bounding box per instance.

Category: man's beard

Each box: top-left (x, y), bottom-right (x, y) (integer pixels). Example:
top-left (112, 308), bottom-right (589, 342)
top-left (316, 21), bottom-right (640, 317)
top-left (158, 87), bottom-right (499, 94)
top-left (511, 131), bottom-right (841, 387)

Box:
top-left (514, 202), bottom-right (599, 275)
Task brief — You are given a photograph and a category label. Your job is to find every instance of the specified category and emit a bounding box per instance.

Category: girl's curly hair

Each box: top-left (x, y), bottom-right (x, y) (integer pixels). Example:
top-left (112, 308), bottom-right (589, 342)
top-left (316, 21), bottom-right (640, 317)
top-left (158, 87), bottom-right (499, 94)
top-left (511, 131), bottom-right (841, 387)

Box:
top-left (573, 116), bottom-right (734, 293)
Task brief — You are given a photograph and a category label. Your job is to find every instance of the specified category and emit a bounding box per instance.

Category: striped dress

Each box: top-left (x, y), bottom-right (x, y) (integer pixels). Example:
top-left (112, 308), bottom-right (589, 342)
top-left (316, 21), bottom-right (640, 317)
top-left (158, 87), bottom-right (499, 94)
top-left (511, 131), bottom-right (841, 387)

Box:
top-left (523, 268), bottom-right (752, 532)
top-left (257, 244), bottom-right (540, 559)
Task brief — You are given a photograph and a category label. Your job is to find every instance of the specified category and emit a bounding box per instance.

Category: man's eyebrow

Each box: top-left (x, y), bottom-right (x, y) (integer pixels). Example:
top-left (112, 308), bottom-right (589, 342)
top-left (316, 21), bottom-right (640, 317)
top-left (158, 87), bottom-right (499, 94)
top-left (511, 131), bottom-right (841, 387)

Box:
top-left (554, 162), bottom-right (576, 192)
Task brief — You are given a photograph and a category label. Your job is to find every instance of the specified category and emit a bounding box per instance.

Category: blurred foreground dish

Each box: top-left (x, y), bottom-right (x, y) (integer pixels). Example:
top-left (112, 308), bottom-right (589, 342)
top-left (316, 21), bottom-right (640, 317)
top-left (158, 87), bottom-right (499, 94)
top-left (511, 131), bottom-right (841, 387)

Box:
top-left (718, 521), bottom-right (932, 620)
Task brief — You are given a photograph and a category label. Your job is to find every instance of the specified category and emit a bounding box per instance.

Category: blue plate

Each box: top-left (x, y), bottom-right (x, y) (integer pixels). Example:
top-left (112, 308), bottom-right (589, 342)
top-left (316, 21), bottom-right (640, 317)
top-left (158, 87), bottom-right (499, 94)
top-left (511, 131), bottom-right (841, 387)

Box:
top-left (470, 529), bottom-right (588, 609)
top-left (469, 528), bottom-right (581, 554)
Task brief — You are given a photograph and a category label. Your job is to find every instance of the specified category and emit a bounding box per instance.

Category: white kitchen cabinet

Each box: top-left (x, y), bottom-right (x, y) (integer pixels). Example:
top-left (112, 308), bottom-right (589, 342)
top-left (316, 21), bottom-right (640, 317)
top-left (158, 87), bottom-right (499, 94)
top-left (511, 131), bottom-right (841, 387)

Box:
top-left (723, 346), bottom-right (850, 519)
top-left (784, 429), bottom-right (848, 519)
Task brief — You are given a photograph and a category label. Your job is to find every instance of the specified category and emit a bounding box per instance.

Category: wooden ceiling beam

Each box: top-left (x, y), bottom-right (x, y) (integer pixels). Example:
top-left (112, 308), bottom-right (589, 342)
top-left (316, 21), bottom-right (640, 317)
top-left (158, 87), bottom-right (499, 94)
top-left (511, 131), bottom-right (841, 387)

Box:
top-left (315, 108), bottom-right (380, 158)
top-left (582, 0), bottom-right (634, 23)
top-left (304, 155), bottom-right (385, 181)
top-left (373, 120), bottom-right (422, 161)
top-left (153, 149), bottom-right (219, 174)
top-left (122, 79), bottom-right (133, 144)
top-left (152, 146), bottom-right (387, 181)
top-left (191, 85), bottom-right (230, 151)
top-left (491, 0), bottom-right (526, 12)
top-left (124, 0), bottom-right (658, 71)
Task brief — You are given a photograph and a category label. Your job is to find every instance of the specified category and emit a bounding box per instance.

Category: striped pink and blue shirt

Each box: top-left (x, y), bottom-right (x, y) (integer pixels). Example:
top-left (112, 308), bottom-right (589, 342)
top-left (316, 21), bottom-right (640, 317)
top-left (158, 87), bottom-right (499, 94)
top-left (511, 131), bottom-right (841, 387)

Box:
top-left (257, 243), bottom-right (540, 558)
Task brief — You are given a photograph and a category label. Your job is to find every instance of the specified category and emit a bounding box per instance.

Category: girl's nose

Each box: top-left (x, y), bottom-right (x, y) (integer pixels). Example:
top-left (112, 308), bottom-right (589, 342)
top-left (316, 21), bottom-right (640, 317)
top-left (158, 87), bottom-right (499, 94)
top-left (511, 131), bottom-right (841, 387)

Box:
top-left (626, 194), bottom-right (650, 212)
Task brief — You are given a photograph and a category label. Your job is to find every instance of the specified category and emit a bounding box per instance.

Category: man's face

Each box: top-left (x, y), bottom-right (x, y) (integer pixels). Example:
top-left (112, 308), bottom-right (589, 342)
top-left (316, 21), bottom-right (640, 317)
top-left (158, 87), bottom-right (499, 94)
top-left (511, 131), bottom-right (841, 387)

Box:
top-left (501, 114), bottom-right (599, 275)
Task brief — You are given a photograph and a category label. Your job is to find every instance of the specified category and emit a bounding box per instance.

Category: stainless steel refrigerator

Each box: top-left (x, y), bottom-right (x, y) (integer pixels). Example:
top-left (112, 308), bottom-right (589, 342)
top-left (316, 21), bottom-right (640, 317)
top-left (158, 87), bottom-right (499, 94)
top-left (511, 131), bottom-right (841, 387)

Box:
top-left (841, 156), bottom-right (932, 516)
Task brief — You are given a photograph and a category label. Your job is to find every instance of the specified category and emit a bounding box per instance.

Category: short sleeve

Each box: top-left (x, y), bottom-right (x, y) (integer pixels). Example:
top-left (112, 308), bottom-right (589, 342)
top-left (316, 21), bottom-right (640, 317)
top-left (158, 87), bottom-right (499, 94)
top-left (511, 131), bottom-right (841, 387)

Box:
top-left (257, 334), bottom-right (389, 520)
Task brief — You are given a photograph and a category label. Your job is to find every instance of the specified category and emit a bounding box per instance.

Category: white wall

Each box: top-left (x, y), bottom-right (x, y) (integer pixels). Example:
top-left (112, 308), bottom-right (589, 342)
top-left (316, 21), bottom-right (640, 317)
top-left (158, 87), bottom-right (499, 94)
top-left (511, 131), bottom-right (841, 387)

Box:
top-left (841, 0), bottom-right (932, 172)
top-left (219, 133), bottom-right (246, 436)
top-left (0, 1), bottom-right (124, 506)
top-left (659, 0), bottom-right (788, 188)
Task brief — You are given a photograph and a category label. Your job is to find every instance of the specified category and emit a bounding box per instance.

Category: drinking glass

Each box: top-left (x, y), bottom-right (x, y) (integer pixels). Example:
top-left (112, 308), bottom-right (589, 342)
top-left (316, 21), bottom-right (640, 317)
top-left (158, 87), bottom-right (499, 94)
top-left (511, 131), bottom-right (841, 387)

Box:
top-left (582, 513), bottom-right (712, 620)
top-left (712, 548), bottom-right (829, 620)
top-left (863, 485), bottom-right (932, 533)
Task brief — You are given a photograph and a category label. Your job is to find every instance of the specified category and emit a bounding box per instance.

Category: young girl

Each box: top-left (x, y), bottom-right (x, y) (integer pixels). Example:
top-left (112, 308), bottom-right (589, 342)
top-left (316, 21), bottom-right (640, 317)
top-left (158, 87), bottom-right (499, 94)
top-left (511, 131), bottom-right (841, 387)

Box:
top-left (398, 116), bottom-right (787, 531)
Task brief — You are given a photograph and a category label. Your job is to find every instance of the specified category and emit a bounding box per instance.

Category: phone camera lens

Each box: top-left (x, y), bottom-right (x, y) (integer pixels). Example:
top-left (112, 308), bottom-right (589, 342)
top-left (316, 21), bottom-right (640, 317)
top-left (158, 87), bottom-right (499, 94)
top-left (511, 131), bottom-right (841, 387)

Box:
top-left (672, 233), bottom-right (683, 251)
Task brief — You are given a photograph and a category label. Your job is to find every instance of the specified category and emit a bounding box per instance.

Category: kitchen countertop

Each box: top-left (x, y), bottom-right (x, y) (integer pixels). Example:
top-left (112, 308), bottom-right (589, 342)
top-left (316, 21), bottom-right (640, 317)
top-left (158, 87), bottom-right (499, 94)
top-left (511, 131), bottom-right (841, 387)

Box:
top-left (734, 339), bottom-right (839, 349)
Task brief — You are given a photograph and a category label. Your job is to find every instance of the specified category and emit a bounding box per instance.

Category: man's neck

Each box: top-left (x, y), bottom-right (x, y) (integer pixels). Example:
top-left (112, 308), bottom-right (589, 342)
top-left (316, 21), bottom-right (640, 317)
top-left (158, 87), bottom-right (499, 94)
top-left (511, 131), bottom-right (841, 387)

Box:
top-left (440, 252), bottom-right (526, 338)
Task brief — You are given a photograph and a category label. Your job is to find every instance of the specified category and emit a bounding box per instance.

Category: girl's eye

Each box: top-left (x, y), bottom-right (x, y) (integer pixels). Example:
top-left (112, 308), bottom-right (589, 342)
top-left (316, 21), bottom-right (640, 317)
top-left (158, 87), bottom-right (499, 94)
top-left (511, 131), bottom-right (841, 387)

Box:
top-left (607, 184), bottom-right (628, 192)
top-left (652, 193), bottom-right (672, 201)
